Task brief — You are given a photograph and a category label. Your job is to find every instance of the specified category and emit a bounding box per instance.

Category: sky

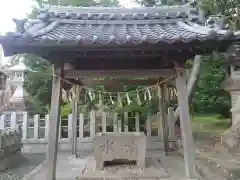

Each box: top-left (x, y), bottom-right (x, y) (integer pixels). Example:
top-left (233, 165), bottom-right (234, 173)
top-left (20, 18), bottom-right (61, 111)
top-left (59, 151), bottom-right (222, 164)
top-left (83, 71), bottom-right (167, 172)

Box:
top-left (0, 0), bottom-right (138, 64)
top-left (0, 0), bottom-right (138, 34)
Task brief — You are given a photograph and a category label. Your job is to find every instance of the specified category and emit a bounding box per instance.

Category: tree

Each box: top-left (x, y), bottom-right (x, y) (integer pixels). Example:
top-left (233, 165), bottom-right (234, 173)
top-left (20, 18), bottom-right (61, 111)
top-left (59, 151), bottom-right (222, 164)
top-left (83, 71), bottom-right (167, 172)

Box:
top-left (192, 54), bottom-right (231, 117)
top-left (36, 0), bottom-right (119, 7)
top-left (193, 0), bottom-right (239, 118)
top-left (134, 0), bottom-right (204, 123)
top-left (135, 0), bottom-right (185, 6)
top-left (135, 0), bottom-right (157, 6)
top-left (23, 55), bottom-right (53, 113)
top-left (174, 56), bottom-right (202, 119)
top-left (135, 0), bottom-right (239, 119)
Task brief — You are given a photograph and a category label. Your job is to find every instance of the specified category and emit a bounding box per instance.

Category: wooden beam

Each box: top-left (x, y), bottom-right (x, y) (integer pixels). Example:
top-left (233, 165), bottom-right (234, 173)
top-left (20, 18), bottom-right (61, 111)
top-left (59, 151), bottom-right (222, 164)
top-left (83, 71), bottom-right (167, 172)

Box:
top-left (45, 62), bottom-right (63, 180)
top-left (64, 69), bottom-right (175, 78)
top-left (81, 79), bottom-right (160, 87)
top-left (71, 85), bottom-right (79, 157)
top-left (176, 70), bottom-right (196, 178)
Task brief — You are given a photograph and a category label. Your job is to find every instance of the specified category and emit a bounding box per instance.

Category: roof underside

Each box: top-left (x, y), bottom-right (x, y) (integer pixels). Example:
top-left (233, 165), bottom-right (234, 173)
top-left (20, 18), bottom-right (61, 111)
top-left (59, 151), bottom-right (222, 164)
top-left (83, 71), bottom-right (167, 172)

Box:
top-left (0, 2), bottom-right (239, 69)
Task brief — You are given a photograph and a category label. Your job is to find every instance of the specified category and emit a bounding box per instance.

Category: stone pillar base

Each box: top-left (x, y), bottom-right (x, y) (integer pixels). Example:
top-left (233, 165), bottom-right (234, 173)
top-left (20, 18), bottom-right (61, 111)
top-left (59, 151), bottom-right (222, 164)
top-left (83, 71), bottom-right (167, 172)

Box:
top-left (0, 150), bottom-right (24, 171)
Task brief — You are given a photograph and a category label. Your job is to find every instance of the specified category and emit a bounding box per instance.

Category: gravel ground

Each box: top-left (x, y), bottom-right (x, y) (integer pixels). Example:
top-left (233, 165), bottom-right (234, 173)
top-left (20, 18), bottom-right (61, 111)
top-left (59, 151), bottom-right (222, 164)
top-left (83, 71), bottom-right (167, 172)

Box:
top-left (0, 154), bottom-right (45, 180)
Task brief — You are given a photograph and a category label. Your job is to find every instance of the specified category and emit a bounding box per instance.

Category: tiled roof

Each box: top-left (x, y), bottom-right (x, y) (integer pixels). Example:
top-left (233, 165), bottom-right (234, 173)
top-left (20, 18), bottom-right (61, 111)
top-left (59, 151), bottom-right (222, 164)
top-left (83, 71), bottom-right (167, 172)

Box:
top-left (1, 2), bottom-right (238, 46)
top-left (39, 5), bottom-right (191, 20)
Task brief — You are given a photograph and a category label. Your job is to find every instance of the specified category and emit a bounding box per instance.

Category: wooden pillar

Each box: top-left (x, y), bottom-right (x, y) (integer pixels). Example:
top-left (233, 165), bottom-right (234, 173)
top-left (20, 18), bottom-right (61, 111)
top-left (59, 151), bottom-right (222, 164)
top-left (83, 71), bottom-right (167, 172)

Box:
top-left (167, 107), bottom-right (176, 149)
top-left (45, 62), bottom-right (63, 180)
top-left (164, 84), bottom-right (170, 136)
top-left (158, 84), bottom-right (169, 156)
top-left (176, 71), bottom-right (196, 178)
top-left (71, 85), bottom-right (79, 156)
top-left (168, 107), bottom-right (176, 139)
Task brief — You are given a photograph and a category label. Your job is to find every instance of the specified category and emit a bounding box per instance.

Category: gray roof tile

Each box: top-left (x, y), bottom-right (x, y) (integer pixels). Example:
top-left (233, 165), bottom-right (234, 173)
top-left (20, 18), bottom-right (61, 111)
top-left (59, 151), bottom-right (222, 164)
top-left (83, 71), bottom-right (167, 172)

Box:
top-left (39, 2), bottom-right (193, 21)
top-left (1, 2), bottom-right (239, 46)
top-left (32, 23), bottom-right (214, 44)
top-left (22, 21), bottom-right (233, 45)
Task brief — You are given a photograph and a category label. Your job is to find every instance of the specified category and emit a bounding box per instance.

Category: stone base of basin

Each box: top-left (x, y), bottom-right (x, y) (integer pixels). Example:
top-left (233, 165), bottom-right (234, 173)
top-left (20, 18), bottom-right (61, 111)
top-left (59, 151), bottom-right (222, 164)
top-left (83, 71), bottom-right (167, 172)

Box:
top-left (0, 150), bottom-right (24, 171)
top-left (94, 132), bottom-right (146, 170)
top-left (77, 156), bottom-right (170, 180)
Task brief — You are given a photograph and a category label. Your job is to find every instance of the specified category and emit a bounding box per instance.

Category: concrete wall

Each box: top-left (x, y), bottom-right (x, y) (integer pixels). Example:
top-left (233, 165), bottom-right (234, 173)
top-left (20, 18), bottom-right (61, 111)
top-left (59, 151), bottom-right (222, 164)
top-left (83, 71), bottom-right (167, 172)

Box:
top-left (0, 129), bottom-right (23, 171)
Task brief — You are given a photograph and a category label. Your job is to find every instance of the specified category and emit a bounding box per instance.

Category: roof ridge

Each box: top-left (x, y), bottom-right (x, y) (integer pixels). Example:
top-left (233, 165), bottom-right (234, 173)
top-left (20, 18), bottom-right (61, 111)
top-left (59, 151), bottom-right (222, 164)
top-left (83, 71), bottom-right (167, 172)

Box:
top-left (42, 1), bottom-right (195, 11)
top-left (0, 1), bottom-right (237, 51)
top-left (36, 1), bottom-right (199, 22)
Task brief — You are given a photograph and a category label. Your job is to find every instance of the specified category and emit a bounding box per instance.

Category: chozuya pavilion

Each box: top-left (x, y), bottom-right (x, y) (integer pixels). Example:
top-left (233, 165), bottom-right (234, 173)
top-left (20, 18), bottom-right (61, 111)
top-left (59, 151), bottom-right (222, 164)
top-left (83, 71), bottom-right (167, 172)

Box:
top-left (0, 1), bottom-right (239, 179)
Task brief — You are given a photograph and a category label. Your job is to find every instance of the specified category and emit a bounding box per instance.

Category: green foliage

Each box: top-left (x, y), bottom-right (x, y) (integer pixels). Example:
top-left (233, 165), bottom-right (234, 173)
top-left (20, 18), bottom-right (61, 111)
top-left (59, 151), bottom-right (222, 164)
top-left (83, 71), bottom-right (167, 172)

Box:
top-left (23, 54), bottom-right (53, 114)
top-left (193, 0), bottom-right (239, 117)
top-left (134, 0), bottom-right (185, 6)
top-left (61, 103), bottom-right (72, 118)
top-left (77, 86), bottom-right (158, 115)
top-left (97, 0), bottom-right (119, 6)
top-left (134, 0), bottom-right (239, 118)
top-left (200, 0), bottom-right (240, 30)
top-left (135, 0), bottom-right (157, 6)
top-left (192, 54), bottom-right (231, 117)
top-left (36, 0), bottom-right (119, 7)
top-left (192, 114), bottom-right (231, 133)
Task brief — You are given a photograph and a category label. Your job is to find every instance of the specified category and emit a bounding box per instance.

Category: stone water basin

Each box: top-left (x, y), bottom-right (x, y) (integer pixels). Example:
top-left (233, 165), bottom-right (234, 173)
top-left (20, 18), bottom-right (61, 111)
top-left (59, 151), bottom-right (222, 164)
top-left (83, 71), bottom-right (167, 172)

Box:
top-left (94, 132), bottom-right (146, 170)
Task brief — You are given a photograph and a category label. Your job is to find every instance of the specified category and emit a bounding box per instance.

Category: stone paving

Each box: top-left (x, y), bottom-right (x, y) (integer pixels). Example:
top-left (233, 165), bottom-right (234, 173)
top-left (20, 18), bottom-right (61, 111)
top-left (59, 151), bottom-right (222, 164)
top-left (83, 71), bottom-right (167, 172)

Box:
top-left (0, 150), bottom-right (209, 180)
top-left (195, 142), bottom-right (240, 180)
top-left (0, 154), bottom-right (45, 180)
top-left (78, 156), bottom-right (170, 179)
top-left (30, 152), bottom-right (88, 180)
top-left (28, 151), bottom-right (206, 180)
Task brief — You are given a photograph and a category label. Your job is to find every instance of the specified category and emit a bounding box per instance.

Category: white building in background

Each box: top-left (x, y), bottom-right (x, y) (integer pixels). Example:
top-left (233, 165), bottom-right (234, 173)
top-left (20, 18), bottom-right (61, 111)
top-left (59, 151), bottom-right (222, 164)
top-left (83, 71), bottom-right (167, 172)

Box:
top-left (0, 56), bottom-right (38, 129)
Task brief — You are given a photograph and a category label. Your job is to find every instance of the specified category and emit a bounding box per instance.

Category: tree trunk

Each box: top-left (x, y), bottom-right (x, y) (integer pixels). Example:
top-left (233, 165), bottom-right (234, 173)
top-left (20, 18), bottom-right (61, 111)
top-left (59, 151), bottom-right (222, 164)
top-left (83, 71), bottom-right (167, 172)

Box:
top-left (174, 55), bottom-right (202, 124)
